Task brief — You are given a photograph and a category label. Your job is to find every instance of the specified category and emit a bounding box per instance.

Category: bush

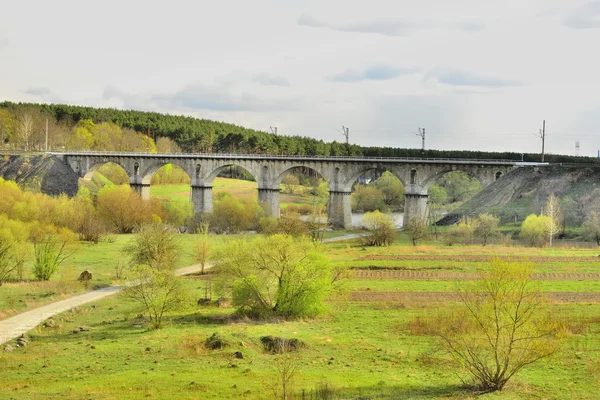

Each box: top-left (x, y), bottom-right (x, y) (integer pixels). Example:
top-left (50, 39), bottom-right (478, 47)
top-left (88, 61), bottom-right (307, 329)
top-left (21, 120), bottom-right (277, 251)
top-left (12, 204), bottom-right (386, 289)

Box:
top-left (351, 185), bottom-right (387, 212)
top-left (97, 185), bottom-right (156, 233)
top-left (445, 219), bottom-right (474, 246)
top-left (215, 234), bottom-right (335, 318)
top-left (361, 211), bottom-right (396, 246)
top-left (207, 194), bottom-right (263, 234)
top-left (405, 217), bottom-right (429, 246)
top-left (473, 214), bottom-right (500, 246)
top-left (520, 214), bottom-right (550, 247)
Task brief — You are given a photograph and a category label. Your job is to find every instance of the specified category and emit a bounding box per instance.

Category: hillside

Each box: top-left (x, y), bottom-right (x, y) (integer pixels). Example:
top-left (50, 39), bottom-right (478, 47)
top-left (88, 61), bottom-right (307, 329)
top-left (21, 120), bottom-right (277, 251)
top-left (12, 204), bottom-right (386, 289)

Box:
top-left (1, 101), bottom-right (598, 163)
top-left (440, 165), bottom-right (600, 224)
top-left (0, 154), bottom-right (78, 196)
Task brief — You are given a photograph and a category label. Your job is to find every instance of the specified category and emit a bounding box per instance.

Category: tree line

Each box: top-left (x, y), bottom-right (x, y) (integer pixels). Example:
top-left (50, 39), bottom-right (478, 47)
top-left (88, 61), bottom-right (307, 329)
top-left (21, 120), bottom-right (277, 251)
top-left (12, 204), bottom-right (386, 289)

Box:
top-left (0, 101), bottom-right (596, 163)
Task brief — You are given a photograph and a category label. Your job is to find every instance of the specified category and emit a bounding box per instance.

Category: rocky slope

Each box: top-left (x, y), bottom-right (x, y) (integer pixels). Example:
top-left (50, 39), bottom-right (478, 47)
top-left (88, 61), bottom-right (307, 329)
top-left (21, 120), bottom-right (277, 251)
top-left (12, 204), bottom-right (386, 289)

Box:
top-left (438, 164), bottom-right (600, 224)
top-left (0, 153), bottom-right (78, 196)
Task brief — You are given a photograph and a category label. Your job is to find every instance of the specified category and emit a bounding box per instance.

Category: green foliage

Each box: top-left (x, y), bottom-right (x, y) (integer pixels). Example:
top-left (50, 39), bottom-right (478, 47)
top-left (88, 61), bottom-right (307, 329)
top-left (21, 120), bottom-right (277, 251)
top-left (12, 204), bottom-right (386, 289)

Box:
top-left (520, 214), bottom-right (551, 247)
top-left (435, 171), bottom-right (483, 204)
top-left (4, 101), bottom-right (595, 162)
top-left (473, 214), bottom-right (500, 246)
top-left (207, 193), bottom-right (262, 234)
top-left (351, 185), bottom-right (386, 212)
top-left (32, 230), bottom-right (76, 281)
top-left (427, 184), bottom-right (448, 206)
top-left (361, 211), bottom-right (396, 246)
top-left (436, 260), bottom-right (563, 392)
top-left (260, 213), bottom-right (310, 237)
top-left (445, 219), bottom-right (474, 246)
top-left (582, 211), bottom-right (600, 245)
top-left (123, 224), bottom-right (187, 329)
top-left (215, 234), bottom-right (333, 318)
top-left (0, 219), bottom-right (28, 285)
top-left (281, 174), bottom-right (301, 195)
top-left (373, 171), bottom-right (404, 209)
top-left (405, 217), bottom-right (429, 246)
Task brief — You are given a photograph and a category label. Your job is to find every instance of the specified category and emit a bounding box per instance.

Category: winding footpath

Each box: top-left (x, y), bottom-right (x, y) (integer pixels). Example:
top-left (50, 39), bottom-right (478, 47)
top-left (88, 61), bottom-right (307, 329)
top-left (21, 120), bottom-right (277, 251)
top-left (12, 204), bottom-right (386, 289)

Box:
top-left (0, 263), bottom-right (206, 345)
top-left (0, 233), bottom-right (365, 346)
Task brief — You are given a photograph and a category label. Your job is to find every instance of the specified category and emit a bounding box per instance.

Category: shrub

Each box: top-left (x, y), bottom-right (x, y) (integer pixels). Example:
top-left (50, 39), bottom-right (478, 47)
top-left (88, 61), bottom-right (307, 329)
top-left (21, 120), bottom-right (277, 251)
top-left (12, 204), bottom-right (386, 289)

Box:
top-left (351, 185), bottom-right (387, 212)
top-left (445, 219), bottom-right (474, 246)
top-left (207, 195), bottom-right (263, 234)
top-left (405, 217), bottom-right (429, 246)
top-left (520, 214), bottom-right (551, 247)
top-left (361, 211), bottom-right (396, 246)
top-left (473, 214), bottom-right (500, 246)
top-left (215, 234), bottom-right (334, 318)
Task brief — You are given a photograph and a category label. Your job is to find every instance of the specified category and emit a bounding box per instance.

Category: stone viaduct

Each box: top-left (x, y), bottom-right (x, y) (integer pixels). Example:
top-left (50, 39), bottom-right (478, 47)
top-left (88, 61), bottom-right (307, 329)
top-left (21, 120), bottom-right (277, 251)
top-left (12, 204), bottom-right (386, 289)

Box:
top-left (49, 152), bottom-right (517, 228)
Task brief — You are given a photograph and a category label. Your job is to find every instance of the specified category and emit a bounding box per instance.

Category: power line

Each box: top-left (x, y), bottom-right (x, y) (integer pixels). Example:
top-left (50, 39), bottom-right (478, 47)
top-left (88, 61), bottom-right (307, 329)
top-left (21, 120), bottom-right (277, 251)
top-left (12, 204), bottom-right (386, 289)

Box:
top-left (415, 127), bottom-right (425, 150)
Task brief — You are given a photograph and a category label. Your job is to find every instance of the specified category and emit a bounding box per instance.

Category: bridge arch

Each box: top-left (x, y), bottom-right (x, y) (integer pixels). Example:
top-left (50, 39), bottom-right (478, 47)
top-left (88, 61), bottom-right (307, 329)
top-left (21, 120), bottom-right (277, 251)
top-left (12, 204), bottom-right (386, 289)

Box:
top-left (82, 161), bottom-right (130, 181)
top-left (204, 163), bottom-right (259, 185)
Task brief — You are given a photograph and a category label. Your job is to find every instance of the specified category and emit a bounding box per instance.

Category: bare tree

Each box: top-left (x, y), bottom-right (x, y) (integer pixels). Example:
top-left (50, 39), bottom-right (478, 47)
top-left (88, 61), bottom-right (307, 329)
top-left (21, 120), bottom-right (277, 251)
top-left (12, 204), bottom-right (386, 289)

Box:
top-left (544, 193), bottom-right (561, 247)
top-left (405, 217), bottom-right (429, 246)
top-left (194, 223), bottom-right (211, 275)
top-left (270, 339), bottom-right (301, 400)
top-left (436, 260), bottom-right (563, 392)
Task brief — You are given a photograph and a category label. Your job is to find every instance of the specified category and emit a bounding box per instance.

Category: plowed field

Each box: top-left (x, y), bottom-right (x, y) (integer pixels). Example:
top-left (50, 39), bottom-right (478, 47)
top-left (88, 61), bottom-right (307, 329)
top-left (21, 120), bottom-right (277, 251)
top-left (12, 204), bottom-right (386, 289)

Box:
top-left (349, 291), bottom-right (600, 303)
top-left (352, 271), bottom-right (600, 281)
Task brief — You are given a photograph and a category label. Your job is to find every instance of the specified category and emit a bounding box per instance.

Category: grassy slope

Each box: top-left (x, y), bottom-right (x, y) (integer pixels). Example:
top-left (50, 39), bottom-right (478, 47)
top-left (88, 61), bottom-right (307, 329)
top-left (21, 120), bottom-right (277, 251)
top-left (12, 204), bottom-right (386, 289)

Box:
top-left (1, 235), bottom-right (600, 399)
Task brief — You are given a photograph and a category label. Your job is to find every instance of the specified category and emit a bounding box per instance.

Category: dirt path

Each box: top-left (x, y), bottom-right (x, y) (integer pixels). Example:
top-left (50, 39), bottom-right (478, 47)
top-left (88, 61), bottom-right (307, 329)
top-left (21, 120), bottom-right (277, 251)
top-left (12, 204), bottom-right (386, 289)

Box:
top-left (0, 263), bottom-right (208, 345)
top-left (352, 271), bottom-right (600, 281)
top-left (349, 291), bottom-right (600, 303)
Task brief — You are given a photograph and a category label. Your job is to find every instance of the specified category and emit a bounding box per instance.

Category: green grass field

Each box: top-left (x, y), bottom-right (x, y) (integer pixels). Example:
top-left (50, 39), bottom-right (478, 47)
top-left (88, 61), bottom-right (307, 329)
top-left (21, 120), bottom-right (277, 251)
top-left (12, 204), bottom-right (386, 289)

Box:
top-left (150, 178), bottom-right (321, 209)
top-left (2, 232), bottom-right (600, 399)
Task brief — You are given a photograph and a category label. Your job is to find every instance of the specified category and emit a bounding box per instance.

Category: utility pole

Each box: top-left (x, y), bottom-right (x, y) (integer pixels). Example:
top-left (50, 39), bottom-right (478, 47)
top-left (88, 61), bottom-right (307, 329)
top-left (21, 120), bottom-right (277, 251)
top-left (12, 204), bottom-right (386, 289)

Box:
top-left (45, 118), bottom-right (48, 152)
top-left (416, 127), bottom-right (425, 151)
top-left (270, 126), bottom-right (278, 135)
top-left (537, 120), bottom-right (546, 162)
top-left (341, 125), bottom-right (350, 155)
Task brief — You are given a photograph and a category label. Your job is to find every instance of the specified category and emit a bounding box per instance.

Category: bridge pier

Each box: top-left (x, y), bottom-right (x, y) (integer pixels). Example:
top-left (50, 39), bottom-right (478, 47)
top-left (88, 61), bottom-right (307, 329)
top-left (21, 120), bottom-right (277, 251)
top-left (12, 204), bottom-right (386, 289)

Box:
top-left (191, 185), bottom-right (213, 214)
top-left (130, 183), bottom-right (151, 200)
top-left (258, 188), bottom-right (280, 218)
top-left (403, 190), bottom-right (429, 227)
top-left (328, 190), bottom-right (352, 229)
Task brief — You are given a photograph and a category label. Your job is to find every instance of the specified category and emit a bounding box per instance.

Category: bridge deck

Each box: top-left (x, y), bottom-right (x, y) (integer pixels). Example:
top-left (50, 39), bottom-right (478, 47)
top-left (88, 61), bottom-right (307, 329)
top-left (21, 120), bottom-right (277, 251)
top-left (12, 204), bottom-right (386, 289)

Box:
top-left (47, 151), bottom-right (521, 166)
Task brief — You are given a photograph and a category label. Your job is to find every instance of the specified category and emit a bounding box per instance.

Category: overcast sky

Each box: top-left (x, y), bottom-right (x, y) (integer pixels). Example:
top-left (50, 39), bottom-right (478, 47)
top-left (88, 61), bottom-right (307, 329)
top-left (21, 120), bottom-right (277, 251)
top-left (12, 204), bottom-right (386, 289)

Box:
top-left (1, 0), bottom-right (600, 156)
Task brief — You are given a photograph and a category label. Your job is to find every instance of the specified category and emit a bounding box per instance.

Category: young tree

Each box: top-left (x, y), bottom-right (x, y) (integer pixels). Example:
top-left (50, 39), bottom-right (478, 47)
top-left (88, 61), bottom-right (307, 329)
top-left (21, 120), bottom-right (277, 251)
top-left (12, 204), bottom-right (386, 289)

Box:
top-left (215, 234), bottom-right (334, 318)
top-left (373, 171), bottom-right (404, 209)
top-left (544, 193), bottom-right (561, 247)
top-left (405, 217), bottom-right (429, 246)
top-left (436, 260), bottom-right (563, 392)
top-left (351, 185), bottom-right (386, 212)
top-left (123, 223), bottom-right (188, 329)
top-left (281, 173), bottom-right (301, 195)
top-left (445, 219), bottom-right (474, 246)
top-left (97, 185), bottom-right (154, 233)
top-left (361, 211), bottom-right (396, 246)
top-left (31, 229), bottom-right (76, 281)
top-left (582, 211), bottom-right (600, 245)
top-left (473, 214), bottom-right (500, 246)
top-left (195, 223), bottom-right (211, 274)
top-left (520, 214), bottom-right (551, 247)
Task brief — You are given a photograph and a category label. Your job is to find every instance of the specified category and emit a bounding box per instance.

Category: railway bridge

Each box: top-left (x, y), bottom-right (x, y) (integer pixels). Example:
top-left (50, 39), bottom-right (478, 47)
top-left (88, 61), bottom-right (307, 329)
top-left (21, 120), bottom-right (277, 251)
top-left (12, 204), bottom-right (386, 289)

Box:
top-left (49, 152), bottom-right (518, 228)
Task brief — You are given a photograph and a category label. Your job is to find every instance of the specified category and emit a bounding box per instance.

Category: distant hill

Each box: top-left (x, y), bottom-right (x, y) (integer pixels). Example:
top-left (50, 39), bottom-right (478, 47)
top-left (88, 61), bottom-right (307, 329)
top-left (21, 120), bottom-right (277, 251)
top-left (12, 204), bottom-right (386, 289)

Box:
top-left (439, 165), bottom-right (600, 224)
top-left (1, 101), bottom-right (598, 163)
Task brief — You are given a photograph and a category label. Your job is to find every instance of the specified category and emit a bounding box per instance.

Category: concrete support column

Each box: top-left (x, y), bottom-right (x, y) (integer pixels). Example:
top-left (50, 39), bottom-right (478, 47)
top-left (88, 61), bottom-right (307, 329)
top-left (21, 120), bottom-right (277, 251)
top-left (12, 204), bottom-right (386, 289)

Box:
top-left (258, 188), bottom-right (280, 218)
top-left (130, 183), bottom-right (151, 200)
top-left (191, 185), bottom-right (213, 214)
top-left (328, 190), bottom-right (352, 229)
top-left (403, 193), bottom-right (429, 227)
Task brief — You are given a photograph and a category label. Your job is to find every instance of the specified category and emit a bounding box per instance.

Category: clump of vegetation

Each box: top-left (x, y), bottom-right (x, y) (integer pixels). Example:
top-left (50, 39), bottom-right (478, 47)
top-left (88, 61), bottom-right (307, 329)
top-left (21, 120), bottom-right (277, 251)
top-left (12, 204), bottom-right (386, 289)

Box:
top-left (473, 213), bottom-right (500, 246)
top-left (520, 214), bottom-right (552, 247)
top-left (215, 234), bottom-right (339, 318)
top-left (206, 192), bottom-right (263, 234)
top-left (122, 223), bottom-right (189, 329)
top-left (435, 260), bottom-right (564, 392)
top-left (361, 211), bottom-right (396, 246)
top-left (444, 219), bottom-right (474, 246)
top-left (405, 217), bottom-right (429, 246)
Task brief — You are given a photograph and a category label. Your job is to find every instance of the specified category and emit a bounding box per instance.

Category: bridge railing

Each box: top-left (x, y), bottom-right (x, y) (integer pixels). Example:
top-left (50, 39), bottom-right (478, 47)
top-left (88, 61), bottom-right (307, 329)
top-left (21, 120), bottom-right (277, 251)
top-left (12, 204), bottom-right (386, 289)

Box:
top-left (46, 151), bottom-right (521, 164)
